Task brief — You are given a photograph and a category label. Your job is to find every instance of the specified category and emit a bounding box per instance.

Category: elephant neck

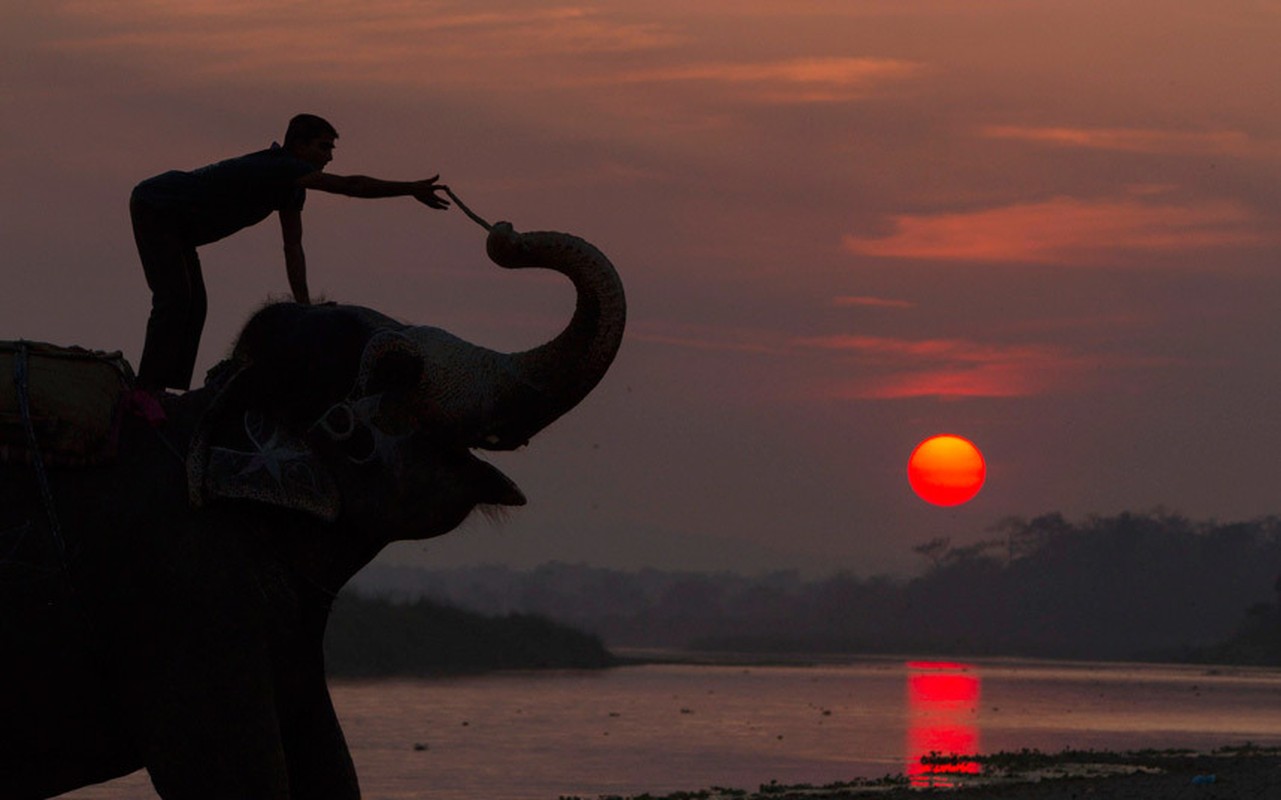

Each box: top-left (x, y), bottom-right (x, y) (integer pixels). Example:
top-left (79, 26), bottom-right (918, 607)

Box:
top-left (261, 515), bottom-right (380, 608)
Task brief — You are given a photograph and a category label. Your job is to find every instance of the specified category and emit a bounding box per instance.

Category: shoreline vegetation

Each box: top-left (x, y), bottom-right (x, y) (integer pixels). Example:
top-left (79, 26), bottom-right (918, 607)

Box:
top-left (321, 583), bottom-right (1281, 676)
top-left (558, 746), bottom-right (1281, 800)
top-left (324, 592), bottom-right (616, 677)
top-left (354, 511), bottom-right (1281, 670)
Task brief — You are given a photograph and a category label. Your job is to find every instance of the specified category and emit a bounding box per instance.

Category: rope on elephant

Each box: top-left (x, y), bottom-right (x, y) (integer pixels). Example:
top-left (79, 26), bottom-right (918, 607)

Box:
top-left (444, 187), bottom-right (493, 232)
top-left (148, 423), bottom-right (189, 466)
top-left (12, 341), bottom-right (69, 568)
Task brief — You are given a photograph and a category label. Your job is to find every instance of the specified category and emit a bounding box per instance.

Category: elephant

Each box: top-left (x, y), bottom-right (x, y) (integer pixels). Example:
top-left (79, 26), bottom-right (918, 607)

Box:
top-left (0, 221), bottom-right (625, 799)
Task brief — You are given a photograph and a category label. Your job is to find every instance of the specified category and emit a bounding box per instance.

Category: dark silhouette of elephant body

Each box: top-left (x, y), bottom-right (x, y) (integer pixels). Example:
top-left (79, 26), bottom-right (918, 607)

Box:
top-left (3, 396), bottom-right (344, 798)
top-left (0, 223), bottom-right (625, 798)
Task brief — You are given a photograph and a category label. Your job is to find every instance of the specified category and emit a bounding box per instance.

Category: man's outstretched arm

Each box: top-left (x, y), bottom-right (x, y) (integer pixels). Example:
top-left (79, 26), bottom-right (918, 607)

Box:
top-left (296, 172), bottom-right (450, 209)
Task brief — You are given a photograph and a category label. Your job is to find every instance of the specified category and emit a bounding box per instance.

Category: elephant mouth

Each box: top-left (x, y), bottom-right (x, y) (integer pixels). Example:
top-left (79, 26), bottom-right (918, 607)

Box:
top-left (468, 451), bottom-right (528, 507)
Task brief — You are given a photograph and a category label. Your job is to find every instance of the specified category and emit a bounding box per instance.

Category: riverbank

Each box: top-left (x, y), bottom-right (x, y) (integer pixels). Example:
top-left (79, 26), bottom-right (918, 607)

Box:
top-left (325, 592), bottom-right (617, 676)
top-left (562, 747), bottom-right (1281, 799)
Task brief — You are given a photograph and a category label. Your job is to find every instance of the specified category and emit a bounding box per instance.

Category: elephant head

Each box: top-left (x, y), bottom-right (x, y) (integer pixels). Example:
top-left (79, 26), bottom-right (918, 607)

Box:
top-left (188, 222), bottom-right (625, 545)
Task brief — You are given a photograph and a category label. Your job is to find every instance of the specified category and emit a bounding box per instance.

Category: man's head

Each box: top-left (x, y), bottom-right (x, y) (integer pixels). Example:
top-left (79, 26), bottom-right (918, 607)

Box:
top-left (285, 113), bottom-right (338, 167)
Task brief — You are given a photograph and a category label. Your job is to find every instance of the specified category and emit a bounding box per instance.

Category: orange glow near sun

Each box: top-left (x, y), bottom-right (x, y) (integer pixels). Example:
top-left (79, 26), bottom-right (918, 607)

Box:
top-left (907, 435), bottom-right (986, 506)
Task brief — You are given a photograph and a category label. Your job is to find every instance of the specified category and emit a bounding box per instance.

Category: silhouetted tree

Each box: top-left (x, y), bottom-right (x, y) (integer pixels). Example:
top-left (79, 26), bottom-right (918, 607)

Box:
top-left (912, 536), bottom-right (951, 569)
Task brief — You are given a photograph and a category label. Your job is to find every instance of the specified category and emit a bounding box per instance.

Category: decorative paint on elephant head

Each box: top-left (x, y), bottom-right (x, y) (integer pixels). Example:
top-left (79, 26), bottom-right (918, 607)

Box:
top-left (186, 221), bottom-right (625, 540)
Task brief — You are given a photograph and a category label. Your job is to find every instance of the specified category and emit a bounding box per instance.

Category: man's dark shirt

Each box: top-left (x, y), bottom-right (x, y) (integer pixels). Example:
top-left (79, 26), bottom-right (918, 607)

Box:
top-left (132, 144), bottom-right (319, 246)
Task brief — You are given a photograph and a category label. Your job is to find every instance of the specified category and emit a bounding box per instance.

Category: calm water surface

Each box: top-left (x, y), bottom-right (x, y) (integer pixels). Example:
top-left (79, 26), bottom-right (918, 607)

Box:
top-left (59, 658), bottom-right (1281, 799)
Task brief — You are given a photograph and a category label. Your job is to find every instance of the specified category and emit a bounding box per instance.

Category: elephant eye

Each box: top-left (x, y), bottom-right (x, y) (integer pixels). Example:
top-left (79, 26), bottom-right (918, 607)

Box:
top-left (316, 402), bottom-right (355, 440)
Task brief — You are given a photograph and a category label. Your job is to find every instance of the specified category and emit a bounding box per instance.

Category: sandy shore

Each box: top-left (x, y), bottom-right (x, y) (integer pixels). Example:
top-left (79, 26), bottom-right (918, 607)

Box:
top-left (567, 748), bottom-right (1281, 800)
top-left (876, 749), bottom-right (1281, 799)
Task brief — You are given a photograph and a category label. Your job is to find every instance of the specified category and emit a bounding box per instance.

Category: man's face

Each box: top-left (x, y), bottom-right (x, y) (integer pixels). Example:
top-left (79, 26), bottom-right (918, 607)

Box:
top-left (295, 136), bottom-right (336, 168)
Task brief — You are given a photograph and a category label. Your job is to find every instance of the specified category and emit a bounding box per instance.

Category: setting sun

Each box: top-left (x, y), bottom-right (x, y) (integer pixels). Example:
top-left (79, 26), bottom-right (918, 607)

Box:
top-left (907, 435), bottom-right (986, 507)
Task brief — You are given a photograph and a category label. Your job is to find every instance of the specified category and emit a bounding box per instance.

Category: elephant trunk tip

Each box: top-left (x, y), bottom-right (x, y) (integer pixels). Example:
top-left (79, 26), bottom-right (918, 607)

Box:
top-left (485, 222), bottom-right (528, 271)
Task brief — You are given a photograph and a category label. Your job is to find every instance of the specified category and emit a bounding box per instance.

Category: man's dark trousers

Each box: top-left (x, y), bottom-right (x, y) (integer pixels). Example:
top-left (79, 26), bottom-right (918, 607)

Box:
top-left (130, 196), bottom-right (207, 391)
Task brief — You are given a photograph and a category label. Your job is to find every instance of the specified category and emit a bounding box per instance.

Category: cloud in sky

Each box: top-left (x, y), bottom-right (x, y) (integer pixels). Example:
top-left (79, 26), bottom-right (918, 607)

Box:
top-left (842, 196), bottom-right (1269, 265)
top-left (45, 4), bottom-right (678, 85)
top-left (631, 330), bottom-right (787, 356)
top-left (44, 2), bottom-right (917, 105)
top-left (832, 295), bottom-right (916, 309)
top-left (633, 323), bottom-right (1135, 402)
top-left (610, 57), bottom-right (925, 103)
top-left (793, 334), bottom-right (1168, 400)
top-left (981, 125), bottom-right (1281, 159)
top-left (33, 2), bottom-right (926, 165)
top-left (837, 365), bottom-right (1052, 400)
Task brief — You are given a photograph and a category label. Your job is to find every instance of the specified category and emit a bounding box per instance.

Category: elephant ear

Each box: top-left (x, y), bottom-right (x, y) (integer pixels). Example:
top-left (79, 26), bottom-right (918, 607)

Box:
top-left (202, 410), bottom-right (340, 521)
top-left (187, 361), bottom-right (341, 522)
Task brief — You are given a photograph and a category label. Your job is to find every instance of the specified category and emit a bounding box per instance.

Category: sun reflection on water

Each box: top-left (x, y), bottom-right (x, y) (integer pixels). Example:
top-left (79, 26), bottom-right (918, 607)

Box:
top-left (905, 660), bottom-right (981, 787)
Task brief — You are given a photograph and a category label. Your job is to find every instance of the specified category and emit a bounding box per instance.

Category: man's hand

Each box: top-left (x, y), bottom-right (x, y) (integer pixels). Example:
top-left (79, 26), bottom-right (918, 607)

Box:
top-left (412, 176), bottom-right (451, 210)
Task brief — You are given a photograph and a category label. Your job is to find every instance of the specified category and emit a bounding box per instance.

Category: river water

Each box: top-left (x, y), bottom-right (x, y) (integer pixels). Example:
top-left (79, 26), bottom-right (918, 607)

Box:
top-left (58, 657), bottom-right (1281, 799)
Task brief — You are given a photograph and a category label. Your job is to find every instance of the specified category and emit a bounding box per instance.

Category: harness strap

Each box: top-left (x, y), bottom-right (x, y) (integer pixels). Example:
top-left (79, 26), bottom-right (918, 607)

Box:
top-left (13, 341), bottom-right (69, 568)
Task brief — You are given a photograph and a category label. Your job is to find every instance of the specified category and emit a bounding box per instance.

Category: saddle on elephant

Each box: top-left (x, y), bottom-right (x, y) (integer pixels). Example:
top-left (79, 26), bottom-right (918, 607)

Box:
top-left (0, 340), bottom-right (135, 466)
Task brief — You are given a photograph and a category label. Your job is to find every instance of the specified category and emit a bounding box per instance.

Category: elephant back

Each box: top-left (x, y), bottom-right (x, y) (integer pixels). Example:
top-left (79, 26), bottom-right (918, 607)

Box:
top-left (0, 341), bottom-right (135, 467)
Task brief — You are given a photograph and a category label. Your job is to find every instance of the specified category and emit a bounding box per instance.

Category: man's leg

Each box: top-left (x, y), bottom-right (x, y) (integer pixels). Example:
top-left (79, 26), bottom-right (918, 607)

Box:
top-left (132, 199), bottom-right (205, 391)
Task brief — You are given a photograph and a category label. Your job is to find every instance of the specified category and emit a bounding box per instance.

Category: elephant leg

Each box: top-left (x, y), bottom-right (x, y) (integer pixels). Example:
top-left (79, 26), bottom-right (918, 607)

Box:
top-left (277, 659), bottom-right (361, 799)
top-left (279, 690), bottom-right (360, 799)
top-left (139, 664), bottom-right (292, 799)
top-left (143, 713), bottom-right (291, 798)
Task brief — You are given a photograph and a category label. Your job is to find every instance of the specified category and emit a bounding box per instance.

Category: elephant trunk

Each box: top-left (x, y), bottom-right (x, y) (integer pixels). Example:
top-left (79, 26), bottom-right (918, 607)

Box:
top-left (393, 223), bottom-right (625, 449)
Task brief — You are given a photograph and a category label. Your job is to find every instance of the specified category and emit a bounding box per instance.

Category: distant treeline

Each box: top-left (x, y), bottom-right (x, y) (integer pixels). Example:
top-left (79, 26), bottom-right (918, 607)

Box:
top-left (355, 511), bottom-right (1281, 664)
top-left (324, 592), bottom-right (617, 677)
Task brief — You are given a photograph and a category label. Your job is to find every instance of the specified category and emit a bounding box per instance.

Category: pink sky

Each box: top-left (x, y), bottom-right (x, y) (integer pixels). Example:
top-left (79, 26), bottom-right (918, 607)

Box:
top-left (4, 0), bottom-right (1281, 576)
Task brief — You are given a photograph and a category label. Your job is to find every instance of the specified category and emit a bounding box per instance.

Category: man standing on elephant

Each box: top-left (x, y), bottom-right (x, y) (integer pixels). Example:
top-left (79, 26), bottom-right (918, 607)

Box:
top-left (129, 113), bottom-right (451, 401)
